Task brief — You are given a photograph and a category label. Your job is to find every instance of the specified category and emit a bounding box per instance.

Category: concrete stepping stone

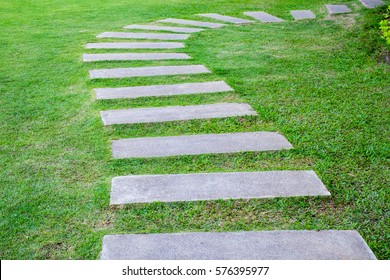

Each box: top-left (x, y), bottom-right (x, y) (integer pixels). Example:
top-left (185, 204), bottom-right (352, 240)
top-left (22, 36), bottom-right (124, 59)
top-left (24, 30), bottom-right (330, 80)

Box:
top-left (157, 18), bottom-right (225, 28)
top-left (94, 81), bottom-right (234, 100)
top-left (243, 12), bottom-right (284, 23)
top-left (111, 131), bottom-right (293, 158)
top-left (101, 103), bottom-right (257, 125)
top-left (89, 65), bottom-right (210, 79)
top-left (85, 42), bottom-right (184, 49)
top-left (359, 0), bottom-right (385, 8)
top-left (96, 32), bottom-right (189, 40)
top-left (291, 10), bottom-right (316, 20)
top-left (326, 4), bottom-right (352, 15)
top-left (124, 24), bottom-right (204, 33)
top-left (100, 230), bottom-right (377, 260)
top-left (110, 170), bottom-right (330, 204)
top-left (82, 53), bottom-right (190, 62)
top-left (197, 13), bottom-right (255, 24)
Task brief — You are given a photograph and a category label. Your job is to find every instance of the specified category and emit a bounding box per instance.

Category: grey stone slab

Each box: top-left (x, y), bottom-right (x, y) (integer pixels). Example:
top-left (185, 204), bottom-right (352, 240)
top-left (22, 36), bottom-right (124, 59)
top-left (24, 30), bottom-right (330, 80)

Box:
top-left (89, 65), bottom-right (210, 79)
top-left (359, 0), bottom-right (385, 8)
top-left (94, 81), bottom-right (234, 100)
top-left (197, 13), bottom-right (255, 24)
top-left (326, 4), bottom-right (352, 15)
top-left (291, 10), bottom-right (316, 20)
top-left (85, 42), bottom-right (184, 49)
top-left (157, 18), bottom-right (225, 28)
top-left (96, 32), bottom-right (189, 40)
top-left (100, 230), bottom-right (377, 260)
top-left (101, 103), bottom-right (257, 125)
top-left (110, 170), bottom-right (330, 205)
top-left (111, 131), bottom-right (293, 158)
top-left (243, 12), bottom-right (284, 23)
top-left (124, 24), bottom-right (204, 33)
top-left (82, 53), bottom-right (190, 62)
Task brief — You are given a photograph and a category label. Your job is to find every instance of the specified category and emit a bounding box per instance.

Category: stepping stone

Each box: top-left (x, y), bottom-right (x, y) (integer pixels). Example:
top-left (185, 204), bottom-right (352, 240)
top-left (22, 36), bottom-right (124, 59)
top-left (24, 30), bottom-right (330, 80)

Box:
top-left (101, 103), bottom-right (257, 125)
top-left (96, 32), bottom-right (189, 40)
top-left (85, 42), bottom-right (184, 49)
top-left (111, 131), bottom-right (293, 158)
top-left (110, 170), bottom-right (330, 204)
top-left (100, 230), bottom-right (377, 260)
top-left (124, 24), bottom-right (204, 33)
top-left (291, 10), bottom-right (316, 20)
top-left (359, 0), bottom-right (385, 8)
top-left (89, 65), bottom-right (210, 79)
top-left (82, 53), bottom-right (190, 62)
top-left (197, 13), bottom-right (255, 24)
top-left (157, 18), bottom-right (225, 28)
top-left (243, 12), bottom-right (284, 23)
top-left (326, 4), bottom-right (352, 15)
top-left (94, 81), bottom-right (233, 100)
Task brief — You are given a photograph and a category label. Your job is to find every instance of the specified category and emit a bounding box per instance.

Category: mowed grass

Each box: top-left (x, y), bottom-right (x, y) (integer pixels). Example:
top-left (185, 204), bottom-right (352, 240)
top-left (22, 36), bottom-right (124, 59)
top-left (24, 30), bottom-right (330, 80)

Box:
top-left (0, 0), bottom-right (389, 259)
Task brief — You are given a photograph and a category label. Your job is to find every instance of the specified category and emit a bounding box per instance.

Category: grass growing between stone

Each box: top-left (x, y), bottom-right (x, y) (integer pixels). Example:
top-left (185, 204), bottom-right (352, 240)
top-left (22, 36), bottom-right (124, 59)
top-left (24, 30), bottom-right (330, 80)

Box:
top-left (0, 0), bottom-right (389, 259)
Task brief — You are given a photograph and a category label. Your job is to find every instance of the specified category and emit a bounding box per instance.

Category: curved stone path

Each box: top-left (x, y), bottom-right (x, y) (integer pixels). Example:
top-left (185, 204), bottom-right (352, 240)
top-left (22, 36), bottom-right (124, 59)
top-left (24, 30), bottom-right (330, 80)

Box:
top-left (83, 1), bottom-right (382, 259)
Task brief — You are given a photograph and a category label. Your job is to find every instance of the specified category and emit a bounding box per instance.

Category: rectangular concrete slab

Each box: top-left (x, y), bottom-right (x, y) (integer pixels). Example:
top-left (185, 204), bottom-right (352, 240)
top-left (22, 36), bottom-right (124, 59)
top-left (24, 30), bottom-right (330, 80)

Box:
top-left (124, 24), bottom-right (204, 33)
top-left (100, 230), bottom-right (377, 260)
top-left (89, 65), bottom-right (210, 79)
top-left (110, 170), bottom-right (330, 204)
top-left (326, 4), bottom-right (352, 15)
top-left (243, 12), bottom-right (284, 23)
top-left (96, 32), bottom-right (189, 40)
top-left (157, 18), bottom-right (225, 28)
top-left (94, 81), bottom-right (234, 100)
top-left (197, 13), bottom-right (255, 24)
top-left (85, 42), bottom-right (184, 49)
top-left (82, 53), bottom-right (190, 62)
top-left (101, 103), bottom-right (257, 125)
top-left (111, 131), bottom-right (293, 158)
top-left (291, 10), bottom-right (316, 20)
top-left (359, 0), bottom-right (385, 8)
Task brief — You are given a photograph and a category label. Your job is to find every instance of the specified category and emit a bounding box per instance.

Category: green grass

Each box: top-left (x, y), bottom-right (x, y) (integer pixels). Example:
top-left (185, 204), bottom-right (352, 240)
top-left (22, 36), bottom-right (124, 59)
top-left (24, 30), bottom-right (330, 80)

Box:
top-left (1, 0), bottom-right (389, 259)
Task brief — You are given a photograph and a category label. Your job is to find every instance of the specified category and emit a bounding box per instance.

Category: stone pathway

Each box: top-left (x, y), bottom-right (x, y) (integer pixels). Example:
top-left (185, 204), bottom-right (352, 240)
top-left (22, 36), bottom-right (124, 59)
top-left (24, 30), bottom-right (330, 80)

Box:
top-left (124, 24), bottom-right (204, 33)
top-left (97, 31), bottom-right (190, 40)
top-left (359, 0), bottom-right (385, 8)
top-left (94, 81), bottom-right (233, 100)
top-left (110, 170), bottom-right (330, 204)
top-left (326, 4), bottom-right (352, 15)
top-left (83, 3), bottom-right (377, 259)
top-left (100, 230), bottom-right (376, 260)
top-left (100, 103), bottom-right (257, 125)
top-left (111, 132), bottom-right (293, 159)
top-left (291, 10), bottom-right (316, 20)
top-left (89, 65), bottom-right (211, 79)
top-left (243, 11), bottom-right (284, 23)
top-left (85, 42), bottom-right (184, 49)
top-left (83, 53), bottom-right (190, 62)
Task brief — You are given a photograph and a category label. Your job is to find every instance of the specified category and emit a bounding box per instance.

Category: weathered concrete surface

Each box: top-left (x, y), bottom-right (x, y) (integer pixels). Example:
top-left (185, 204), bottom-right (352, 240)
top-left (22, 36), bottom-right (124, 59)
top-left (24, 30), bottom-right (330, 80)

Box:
top-left (101, 103), bottom-right (257, 125)
top-left (94, 81), bottom-right (233, 100)
top-left (83, 53), bottom-right (190, 62)
top-left (326, 4), bottom-right (352, 15)
top-left (111, 131), bottom-right (293, 158)
top-left (124, 24), bottom-right (204, 33)
top-left (100, 230), bottom-right (377, 260)
top-left (96, 32), bottom-right (189, 40)
top-left (197, 13), bottom-right (255, 24)
top-left (359, 0), bottom-right (385, 9)
top-left (157, 18), bottom-right (225, 28)
top-left (243, 12), bottom-right (284, 23)
top-left (89, 65), bottom-right (210, 79)
top-left (85, 42), bottom-right (184, 49)
top-left (291, 10), bottom-right (316, 20)
top-left (110, 170), bottom-right (330, 204)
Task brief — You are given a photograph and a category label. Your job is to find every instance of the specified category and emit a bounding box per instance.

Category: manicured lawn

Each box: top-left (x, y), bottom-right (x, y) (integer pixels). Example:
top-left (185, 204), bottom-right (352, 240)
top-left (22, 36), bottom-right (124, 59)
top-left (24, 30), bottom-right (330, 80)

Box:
top-left (0, 0), bottom-right (389, 259)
